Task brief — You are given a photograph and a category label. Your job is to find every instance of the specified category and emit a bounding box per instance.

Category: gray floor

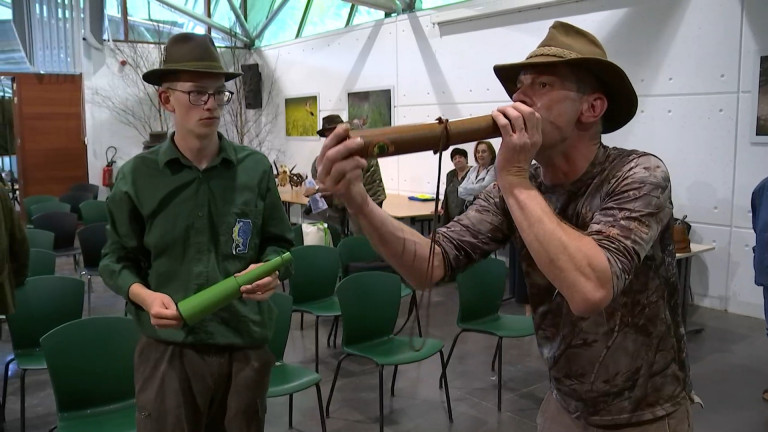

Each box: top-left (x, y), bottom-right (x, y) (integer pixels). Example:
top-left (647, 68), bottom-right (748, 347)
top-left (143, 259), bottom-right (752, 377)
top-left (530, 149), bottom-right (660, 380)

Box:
top-left (1, 257), bottom-right (768, 431)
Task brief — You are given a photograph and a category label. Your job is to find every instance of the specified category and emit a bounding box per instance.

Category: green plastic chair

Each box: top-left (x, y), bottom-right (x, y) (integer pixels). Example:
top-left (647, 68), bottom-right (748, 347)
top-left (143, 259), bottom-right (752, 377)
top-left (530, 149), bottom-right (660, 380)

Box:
top-left (25, 228), bottom-right (54, 251)
top-left (2, 275), bottom-right (85, 432)
top-left (288, 245), bottom-right (342, 372)
top-left (22, 195), bottom-right (57, 219)
top-left (337, 235), bottom-right (422, 337)
top-left (40, 316), bottom-right (138, 432)
top-left (440, 257), bottom-right (535, 411)
top-left (267, 292), bottom-right (327, 432)
top-left (28, 248), bottom-right (56, 277)
top-left (325, 272), bottom-right (452, 432)
top-left (29, 200), bottom-right (71, 219)
top-left (79, 200), bottom-right (108, 226)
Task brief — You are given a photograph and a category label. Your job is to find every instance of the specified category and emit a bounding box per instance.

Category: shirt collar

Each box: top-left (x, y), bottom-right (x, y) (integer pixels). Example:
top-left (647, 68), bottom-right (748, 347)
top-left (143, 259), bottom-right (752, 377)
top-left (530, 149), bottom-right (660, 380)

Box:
top-left (158, 132), bottom-right (237, 168)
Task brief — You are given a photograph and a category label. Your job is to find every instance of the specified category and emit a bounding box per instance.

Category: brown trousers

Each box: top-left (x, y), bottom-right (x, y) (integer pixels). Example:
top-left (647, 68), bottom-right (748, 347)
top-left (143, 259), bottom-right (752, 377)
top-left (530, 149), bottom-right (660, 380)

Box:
top-left (537, 392), bottom-right (693, 432)
top-left (134, 336), bottom-right (275, 432)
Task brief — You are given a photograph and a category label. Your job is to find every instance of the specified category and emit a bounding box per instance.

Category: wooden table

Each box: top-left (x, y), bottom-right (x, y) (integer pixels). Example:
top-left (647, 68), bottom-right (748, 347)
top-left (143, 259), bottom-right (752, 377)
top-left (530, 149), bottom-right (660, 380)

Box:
top-left (279, 186), bottom-right (440, 234)
top-left (676, 243), bottom-right (716, 334)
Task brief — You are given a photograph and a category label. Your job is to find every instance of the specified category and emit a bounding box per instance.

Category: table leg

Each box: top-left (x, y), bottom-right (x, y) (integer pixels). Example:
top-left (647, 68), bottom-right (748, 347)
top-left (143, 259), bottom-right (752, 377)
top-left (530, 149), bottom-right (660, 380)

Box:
top-left (678, 257), bottom-right (704, 335)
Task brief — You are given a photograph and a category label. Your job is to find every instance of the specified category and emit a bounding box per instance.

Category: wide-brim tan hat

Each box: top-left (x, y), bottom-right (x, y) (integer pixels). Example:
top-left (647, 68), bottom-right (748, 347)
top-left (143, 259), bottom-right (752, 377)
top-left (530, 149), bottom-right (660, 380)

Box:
top-left (493, 21), bottom-right (637, 134)
top-left (142, 33), bottom-right (242, 86)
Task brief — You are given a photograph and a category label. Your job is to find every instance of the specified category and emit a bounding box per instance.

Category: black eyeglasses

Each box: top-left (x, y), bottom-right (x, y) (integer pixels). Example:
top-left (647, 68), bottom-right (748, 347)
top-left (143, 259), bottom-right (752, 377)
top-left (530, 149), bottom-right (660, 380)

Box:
top-left (166, 87), bottom-right (234, 106)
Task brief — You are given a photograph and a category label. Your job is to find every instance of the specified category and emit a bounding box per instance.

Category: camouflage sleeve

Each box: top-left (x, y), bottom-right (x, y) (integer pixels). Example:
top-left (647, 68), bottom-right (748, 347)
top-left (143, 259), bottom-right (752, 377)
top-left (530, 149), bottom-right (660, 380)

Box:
top-left (434, 183), bottom-right (512, 281)
top-left (363, 159), bottom-right (387, 204)
top-left (587, 154), bottom-right (673, 296)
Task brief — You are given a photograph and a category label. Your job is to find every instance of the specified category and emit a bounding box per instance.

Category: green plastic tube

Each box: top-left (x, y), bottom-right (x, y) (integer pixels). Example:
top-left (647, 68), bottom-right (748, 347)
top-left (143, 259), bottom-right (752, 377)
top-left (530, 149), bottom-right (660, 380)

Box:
top-left (177, 252), bottom-right (293, 325)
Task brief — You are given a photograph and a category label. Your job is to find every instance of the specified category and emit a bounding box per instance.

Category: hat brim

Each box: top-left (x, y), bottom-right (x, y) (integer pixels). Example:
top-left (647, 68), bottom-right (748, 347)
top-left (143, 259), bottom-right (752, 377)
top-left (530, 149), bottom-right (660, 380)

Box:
top-left (142, 68), bottom-right (242, 87)
top-left (317, 127), bottom-right (336, 137)
top-left (493, 56), bottom-right (638, 134)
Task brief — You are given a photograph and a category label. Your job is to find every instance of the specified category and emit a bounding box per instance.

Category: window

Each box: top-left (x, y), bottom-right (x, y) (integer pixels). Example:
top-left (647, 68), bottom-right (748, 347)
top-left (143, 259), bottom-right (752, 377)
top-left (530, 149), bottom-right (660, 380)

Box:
top-left (301, 0), bottom-right (351, 38)
top-left (420, 0), bottom-right (467, 8)
top-left (0, 0), bottom-right (11, 20)
top-left (259, 0), bottom-right (307, 46)
top-left (350, 5), bottom-right (384, 26)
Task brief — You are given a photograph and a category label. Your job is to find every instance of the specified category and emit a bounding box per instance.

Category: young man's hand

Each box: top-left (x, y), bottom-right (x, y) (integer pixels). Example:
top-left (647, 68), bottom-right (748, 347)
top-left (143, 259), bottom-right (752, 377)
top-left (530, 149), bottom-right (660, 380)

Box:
top-left (129, 284), bottom-right (183, 329)
top-left (236, 263), bottom-right (279, 301)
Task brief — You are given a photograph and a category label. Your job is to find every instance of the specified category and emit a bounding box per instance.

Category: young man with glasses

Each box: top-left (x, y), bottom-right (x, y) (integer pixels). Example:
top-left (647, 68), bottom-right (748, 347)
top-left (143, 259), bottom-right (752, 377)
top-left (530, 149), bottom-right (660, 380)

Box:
top-left (100, 33), bottom-right (293, 432)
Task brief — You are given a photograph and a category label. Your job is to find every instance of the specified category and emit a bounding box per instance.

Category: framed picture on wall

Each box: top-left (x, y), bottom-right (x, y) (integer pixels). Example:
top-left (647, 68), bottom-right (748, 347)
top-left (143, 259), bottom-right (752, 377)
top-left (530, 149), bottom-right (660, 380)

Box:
top-left (752, 52), bottom-right (768, 143)
top-left (285, 94), bottom-right (318, 138)
top-left (347, 87), bottom-right (393, 130)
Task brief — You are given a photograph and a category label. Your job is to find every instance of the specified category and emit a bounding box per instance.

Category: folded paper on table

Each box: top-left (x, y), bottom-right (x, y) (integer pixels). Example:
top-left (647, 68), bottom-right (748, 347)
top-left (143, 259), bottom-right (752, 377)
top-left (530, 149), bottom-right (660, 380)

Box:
top-left (177, 252), bottom-right (293, 325)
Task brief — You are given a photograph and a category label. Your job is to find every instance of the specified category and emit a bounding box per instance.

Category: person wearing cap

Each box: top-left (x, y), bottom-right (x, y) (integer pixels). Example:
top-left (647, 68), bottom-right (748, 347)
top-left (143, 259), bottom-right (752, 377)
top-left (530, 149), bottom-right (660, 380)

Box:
top-left (438, 147), bottom-right (471, 226)
top-left (305, 114), bottom-right (386, 234)
top-left (315, 21), bottom-right (692, 431)
top-left (99, 33), bottom-right (293, 431)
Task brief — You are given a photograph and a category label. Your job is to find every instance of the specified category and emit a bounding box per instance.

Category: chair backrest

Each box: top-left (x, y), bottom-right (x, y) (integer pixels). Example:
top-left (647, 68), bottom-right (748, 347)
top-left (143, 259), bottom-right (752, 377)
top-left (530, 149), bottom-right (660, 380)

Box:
top-left (25, 228), bottom-right (54, 251)
top-left (28, 248), bottom-right (56, 277)
top-left (337, 235), bottom-right (395, 278)
top-left (31, 211), bottom-right (78, 250)
top-left (327, 224), bottom-right (342, 247)
top-left (268, 292), bottom-right (293, 362)
top-left (41, 316), bottom-right (139, 415)
top-left (29, 201), bottom-right (71, 219)
top-left (22, 195), bottom-right (57, 218)
top-left (68, 183), bottom-right (99, 200)
top-left (77, 222), bottom-right (107, 269)
top-left (6, 275), bottom-right (84, 353)
top-left (59, 192), bottom-right (94, 220)
top-left (292, 224), bottom-right (304, 247)
top-left (455, 257), bottom-right (507, 324)
top-left (337, 272), bottom-right (401, 347)
top-left (79, 200), bottom-right (108, 226)
top-left (288, 245), bottom-right (340, 304)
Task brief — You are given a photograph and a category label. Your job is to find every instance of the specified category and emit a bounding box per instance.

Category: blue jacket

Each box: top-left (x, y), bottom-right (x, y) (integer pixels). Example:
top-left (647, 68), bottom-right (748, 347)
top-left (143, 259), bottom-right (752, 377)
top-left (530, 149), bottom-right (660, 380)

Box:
top-left (753, 176), bottom-right (768, 287)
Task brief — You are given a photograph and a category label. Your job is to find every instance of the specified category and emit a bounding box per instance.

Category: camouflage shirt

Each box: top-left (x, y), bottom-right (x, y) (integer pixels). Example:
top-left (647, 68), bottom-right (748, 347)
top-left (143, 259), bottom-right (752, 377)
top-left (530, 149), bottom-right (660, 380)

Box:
top-left (435, 144), bottom-right (690, 426)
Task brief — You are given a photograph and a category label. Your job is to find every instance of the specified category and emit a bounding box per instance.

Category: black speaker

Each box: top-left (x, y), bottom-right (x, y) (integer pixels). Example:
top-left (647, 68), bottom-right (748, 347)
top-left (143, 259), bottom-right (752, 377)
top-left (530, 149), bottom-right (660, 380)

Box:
top-left (241, 63), bottom-right (262, 109)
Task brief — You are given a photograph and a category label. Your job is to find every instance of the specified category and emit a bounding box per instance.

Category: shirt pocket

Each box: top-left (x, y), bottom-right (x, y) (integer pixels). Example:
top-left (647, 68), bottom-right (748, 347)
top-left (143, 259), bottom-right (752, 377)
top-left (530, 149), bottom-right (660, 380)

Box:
top-left (220, 205), bottom-right (264, 269)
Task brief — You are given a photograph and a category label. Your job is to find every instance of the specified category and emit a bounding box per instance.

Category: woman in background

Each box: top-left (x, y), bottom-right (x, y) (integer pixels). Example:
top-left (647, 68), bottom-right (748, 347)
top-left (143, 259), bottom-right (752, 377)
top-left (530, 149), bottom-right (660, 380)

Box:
top-left (438, 148), bottom-right (471, 226)
top-left (458, 140), bottom-right (497, 208)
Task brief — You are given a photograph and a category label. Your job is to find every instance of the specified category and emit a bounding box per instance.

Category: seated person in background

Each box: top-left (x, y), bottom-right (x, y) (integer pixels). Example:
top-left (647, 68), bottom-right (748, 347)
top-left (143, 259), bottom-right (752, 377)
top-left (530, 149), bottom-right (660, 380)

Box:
top-left (305, 114), bottom-right (386, 235)
top-left (438, 147), bottom-right (471, 226)
top-left (458, 140), bottom-right (497, 207)
top-left (752, 176), bottom-right (768, 401)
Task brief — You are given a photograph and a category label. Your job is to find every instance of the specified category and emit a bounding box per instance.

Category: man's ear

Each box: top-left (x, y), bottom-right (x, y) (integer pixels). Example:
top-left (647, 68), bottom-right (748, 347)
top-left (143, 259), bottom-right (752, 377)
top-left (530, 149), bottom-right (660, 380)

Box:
top-left (158, 89), bottom-right (175, 113)
top-left (579, 93), bottom-right (608, 126)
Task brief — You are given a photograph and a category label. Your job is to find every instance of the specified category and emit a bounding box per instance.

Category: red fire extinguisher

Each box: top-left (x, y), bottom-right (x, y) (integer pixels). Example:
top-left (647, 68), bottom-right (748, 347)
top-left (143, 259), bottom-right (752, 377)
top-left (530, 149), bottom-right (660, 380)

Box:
top-left (102, 146), bottom-right (117, 188)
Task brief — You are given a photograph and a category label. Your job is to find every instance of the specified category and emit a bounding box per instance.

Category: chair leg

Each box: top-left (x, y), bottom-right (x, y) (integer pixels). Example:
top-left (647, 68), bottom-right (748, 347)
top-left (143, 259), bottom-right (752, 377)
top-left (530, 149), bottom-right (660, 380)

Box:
top-left (20, 368), bottom-right (26, 432)
top-left (491, 338), bottom-right (501, 372)
top-left (333, 316), bottom-right (340, 348)
top-left (497, 338), bottom-right (503, 412)
top-left (413, 294), bottom-right (423, 337)
top-left (439, 330), bottom-right (464, 389)
top-left (325, 353), bottom-right (350, 416)
top-left (378, 365), bottom-right (384, 432)
top-left (315, 384), bottom-right (328, 432)
top-left (391, 365), bottom-right (398, 396)
top-left (87, 275), bottom-right (92, 316)
top-left (2, 357), bottom-right (13, 421)
top-left (439, 349), bottom-right (453, 423)
top-left (326, 317), bottom-right (336, 348)
top-left (289, 394), bottom-right (293, 429)
top-left (314, 316), bottom-right (320, 373)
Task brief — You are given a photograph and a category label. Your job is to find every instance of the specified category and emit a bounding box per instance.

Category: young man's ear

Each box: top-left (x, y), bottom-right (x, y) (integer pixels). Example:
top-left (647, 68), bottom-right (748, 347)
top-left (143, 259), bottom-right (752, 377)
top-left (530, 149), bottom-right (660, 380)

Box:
top-left (158, 89), bottom-right (175, 113)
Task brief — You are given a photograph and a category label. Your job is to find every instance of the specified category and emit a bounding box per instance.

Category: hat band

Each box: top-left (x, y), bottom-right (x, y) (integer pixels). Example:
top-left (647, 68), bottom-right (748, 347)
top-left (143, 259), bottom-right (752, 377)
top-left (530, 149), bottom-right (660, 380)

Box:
top-left (526, 46), bottom-right (581, 60)
top-left (162, 61), bottom-right (226, 71)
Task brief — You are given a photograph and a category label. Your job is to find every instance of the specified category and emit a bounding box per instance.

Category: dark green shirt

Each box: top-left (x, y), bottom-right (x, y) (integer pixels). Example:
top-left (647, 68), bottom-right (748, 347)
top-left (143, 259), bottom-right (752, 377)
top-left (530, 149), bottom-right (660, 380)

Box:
top-left (99, 133), bottom-right (294, 347)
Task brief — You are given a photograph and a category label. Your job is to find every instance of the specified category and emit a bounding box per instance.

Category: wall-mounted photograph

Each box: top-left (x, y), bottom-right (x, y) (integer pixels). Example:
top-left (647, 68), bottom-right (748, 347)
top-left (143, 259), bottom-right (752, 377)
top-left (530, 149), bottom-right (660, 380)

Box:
top-left (285, 94), bottom-right (318, 137)
top-left (753, 53), bottom-right (768, 143)
top-left (347, 88), bottom-right (392, 130)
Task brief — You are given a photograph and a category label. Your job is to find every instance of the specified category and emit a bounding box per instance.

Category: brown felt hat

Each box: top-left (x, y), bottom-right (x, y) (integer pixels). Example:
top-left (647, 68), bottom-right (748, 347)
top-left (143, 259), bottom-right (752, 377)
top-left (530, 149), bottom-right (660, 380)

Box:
top-left (493, 21), bottom-right (637, 134)
top-left (142, 33), bottom-right (242, 86)
top-left (317, 114), bottom-right (345, 137)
